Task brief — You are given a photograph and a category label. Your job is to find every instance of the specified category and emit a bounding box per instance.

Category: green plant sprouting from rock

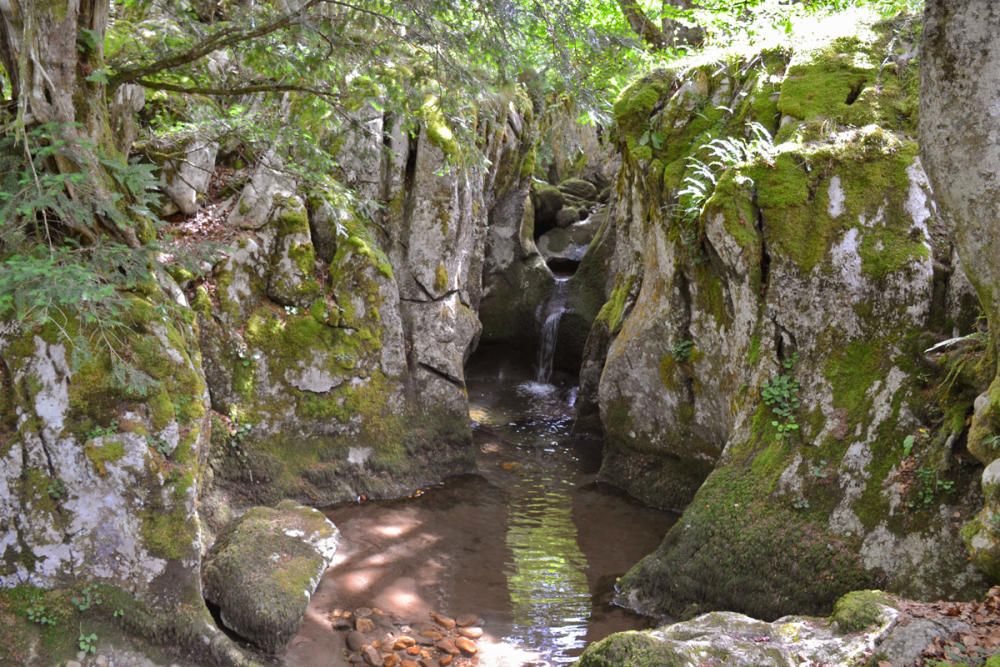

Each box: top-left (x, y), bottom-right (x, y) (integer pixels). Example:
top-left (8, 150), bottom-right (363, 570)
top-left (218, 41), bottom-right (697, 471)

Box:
top-left (762, 353), bottom-right (801, 442)
top-left (911, 467), bottom-right (956, 510)
top-left (670, 338), bottom-right (695, 362)
top-left (678, 120), bottom-right (776, 223)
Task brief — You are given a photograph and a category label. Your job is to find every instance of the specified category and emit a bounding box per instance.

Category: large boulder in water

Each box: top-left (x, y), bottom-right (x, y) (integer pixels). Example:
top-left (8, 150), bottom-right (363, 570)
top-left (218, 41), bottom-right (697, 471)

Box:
top-left (202, 501), bottom-right (339, 653)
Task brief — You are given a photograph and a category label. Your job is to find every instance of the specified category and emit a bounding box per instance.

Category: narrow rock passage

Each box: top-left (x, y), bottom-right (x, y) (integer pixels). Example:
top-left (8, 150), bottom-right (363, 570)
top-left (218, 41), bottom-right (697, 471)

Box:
top-left (283, 355), bottom-right (675, 666)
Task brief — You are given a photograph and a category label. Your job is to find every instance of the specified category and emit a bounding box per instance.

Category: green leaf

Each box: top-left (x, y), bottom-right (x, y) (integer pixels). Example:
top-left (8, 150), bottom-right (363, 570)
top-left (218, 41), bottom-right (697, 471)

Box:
top-left (85, 69), bottom-right (110, 85)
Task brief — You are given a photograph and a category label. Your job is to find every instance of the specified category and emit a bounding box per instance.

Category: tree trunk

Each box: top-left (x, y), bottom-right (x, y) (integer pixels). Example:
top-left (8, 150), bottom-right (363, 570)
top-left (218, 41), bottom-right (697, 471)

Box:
top-left (617, 0), bottom-right (668, 50)
top-left (921, 0), bottom-right (1000, 580)
top-left (0, 0), bottom-right (142, 247)
top-left (0, 0), bottom-right (108, 134)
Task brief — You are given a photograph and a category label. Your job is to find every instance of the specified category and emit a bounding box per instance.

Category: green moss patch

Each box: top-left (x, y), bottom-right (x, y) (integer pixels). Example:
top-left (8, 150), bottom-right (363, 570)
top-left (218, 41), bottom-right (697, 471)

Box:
top-left (831, 590), bottom-right (891, 633)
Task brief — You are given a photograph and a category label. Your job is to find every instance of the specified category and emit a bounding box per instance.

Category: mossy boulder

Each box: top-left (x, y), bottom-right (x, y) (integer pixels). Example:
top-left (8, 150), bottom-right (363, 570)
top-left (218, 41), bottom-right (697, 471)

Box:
top-left (202, 501), bottom-right (339, 653)
top-left (963, 458), bottom-right (1000, 580)
top-left (558, 177), bottom-right (599, 202)
top-left (555, 206), bottom-right (581, 228)
top-left (531, 183), bottom-right (565, 233)
top-left (831, 590), bottom-right (892, 633)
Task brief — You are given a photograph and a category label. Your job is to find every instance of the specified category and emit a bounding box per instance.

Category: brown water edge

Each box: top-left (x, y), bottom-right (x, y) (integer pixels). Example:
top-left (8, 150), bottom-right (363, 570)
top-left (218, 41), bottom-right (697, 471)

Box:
top-left (282, 357), bottom-right (676, 666)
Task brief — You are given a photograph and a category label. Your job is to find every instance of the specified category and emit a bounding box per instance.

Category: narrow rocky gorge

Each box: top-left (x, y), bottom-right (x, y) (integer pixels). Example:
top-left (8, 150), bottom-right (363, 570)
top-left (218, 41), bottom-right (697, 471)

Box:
top-left (2, 3), bottom-right (1000, 666)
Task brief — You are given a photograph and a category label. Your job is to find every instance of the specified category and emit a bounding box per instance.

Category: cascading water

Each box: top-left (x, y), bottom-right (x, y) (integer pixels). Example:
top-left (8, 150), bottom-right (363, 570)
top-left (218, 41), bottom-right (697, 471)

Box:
top-left (535, 277), bottom-right (570, 383)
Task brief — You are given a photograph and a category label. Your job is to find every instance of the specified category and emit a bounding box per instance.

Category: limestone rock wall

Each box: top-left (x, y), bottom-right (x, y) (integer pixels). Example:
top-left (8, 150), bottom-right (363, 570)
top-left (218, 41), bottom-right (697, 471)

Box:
top-left (584, 12), bottom-right (990, 620)
top-left (0, 278), bottom-right (241, 659)
top-left (921, 0), bottom-right (1000, 583)
top-left (195, 94), bottom-right (536, 509)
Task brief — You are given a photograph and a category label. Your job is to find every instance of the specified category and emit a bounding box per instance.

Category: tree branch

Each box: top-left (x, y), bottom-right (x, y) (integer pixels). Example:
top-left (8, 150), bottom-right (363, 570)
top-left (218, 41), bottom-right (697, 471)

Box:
top-left (616, 0), bottom-right (667, 50)
top-left (134, 78), bottom-right (340, 101)
top-left (109, 0), bottom-right (325, 88)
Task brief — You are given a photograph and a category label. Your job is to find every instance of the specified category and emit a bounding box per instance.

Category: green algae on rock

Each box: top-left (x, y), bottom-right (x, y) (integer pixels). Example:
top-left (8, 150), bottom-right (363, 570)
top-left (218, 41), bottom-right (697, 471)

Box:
top-left (575, 589), bottom-right (968, 667)
top-left (580, 10), bottom-right (989, 623)
top-left (202, 501), bottom-right (339, 654)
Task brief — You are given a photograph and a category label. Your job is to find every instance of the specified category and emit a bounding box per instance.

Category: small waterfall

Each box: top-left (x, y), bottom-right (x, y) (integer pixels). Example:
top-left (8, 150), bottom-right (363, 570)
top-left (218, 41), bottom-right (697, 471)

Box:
top-left (536, 278), bottom-right (569, 384)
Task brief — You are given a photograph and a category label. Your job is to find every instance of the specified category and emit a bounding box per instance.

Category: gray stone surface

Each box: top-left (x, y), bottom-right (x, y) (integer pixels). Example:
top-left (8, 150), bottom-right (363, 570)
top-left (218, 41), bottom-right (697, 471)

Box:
top-left (921, 0), bottom-right (1000, 581)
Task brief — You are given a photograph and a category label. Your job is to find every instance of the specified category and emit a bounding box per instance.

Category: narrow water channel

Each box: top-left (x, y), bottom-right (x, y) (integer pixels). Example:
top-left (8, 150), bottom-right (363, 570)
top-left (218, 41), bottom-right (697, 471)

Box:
top-left (284, 355), bottom-right (675, 666)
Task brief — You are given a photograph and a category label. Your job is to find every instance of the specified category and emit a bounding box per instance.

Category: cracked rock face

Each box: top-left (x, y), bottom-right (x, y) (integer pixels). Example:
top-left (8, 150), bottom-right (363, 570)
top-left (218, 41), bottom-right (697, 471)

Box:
top-left (196, 97), bottom-right (537, 508)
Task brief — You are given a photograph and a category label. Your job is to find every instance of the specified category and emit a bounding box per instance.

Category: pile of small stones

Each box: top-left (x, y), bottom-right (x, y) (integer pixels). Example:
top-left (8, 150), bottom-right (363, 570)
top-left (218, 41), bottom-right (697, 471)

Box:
top-left (329, 607), bottom-right (485, 666)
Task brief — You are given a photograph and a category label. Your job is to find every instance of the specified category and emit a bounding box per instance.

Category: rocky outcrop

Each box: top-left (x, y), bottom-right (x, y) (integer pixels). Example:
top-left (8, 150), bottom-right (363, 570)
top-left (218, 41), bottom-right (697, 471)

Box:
top-left (0, 279), bottom-right (258, 665)
top-left (192, 92), bottom-right (539, 508)
top-left (583, 12), bottom-right (989, 620)
top-left (576, 590), bottom-right (969, 667)
top-left (0, 88), bottom-right (540, 663)
top-left (921, 0), bottom-right (1000, 584)
top-left (161, 138), bottom-right (219, 216)
top-left (0, 284), bottom-right (208, 602)
top-left (202, 501), bottom-right (338, 653)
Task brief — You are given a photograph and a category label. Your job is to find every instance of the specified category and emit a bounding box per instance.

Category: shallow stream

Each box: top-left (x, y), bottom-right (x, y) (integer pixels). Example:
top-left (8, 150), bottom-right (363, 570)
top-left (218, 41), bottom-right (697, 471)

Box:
top-left (284, 355), bottom-right (675, 666)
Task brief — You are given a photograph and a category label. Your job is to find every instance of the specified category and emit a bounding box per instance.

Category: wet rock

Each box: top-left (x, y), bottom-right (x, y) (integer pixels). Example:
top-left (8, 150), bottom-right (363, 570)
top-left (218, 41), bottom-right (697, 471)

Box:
top-left (393, 636), bottom-right (417, 650)
top-left (418, 629), bottom-right (442, 644)
top-left (455, 614), bottom-right (479, 627)
top-left (437, 656), bottom-right (453, 667)
top-left (383, 653), bottom-right (400, 667)
top-left (202, 501), bottom-right (339, 654)
top-left (356, 617), bottom-right (376, 633)
top-left (402, 660), bottom-right (421, 667)
top-left (457, 626), bottom-right (483, 639)
top-left (435, 638), bottom-right (459, 655)
top-left (347, 631), bottom-right (367, 652)
top-left (363, 645), bottom-right (384, 666)
top-left (356, 607), bottom-right (373, 617)
top-left (430, 611), bottom-right (456, 630)
top-left (406, 645), bottom-right (423, 655)
top-left (454, 637), bottom-right (478, 655)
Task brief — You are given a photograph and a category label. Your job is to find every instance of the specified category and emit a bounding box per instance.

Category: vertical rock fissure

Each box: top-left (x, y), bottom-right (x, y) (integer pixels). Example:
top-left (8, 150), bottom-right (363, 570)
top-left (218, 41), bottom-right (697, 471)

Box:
top-left (753, 196), bottom-right (771, 298)
top-left (676, 270), bottom-right (696, 407)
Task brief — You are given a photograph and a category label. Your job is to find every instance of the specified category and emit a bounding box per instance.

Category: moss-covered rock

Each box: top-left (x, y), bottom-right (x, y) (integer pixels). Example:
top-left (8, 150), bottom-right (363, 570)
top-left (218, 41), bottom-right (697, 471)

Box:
top-left (831, 590), bottom-right (892, 633)
top-left (0, 287), bottom-right (209, 603)
top-left (576, 591), bottom-right (947, 667)
top-left (558, 177), bottom-right (599, 202)
top-left (202, 501), bottom-right (338, 654)
top-left (587, 11), bottom-right (988, 620)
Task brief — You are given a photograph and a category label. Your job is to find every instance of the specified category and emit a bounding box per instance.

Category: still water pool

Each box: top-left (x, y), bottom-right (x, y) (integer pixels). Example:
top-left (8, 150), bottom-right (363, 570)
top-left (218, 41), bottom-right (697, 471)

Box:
top-left (284, 355), bottom-right (675, 666)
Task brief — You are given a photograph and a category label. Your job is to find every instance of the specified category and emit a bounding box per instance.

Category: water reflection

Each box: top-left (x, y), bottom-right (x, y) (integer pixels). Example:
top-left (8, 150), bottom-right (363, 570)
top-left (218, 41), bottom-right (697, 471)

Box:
top-left (505, 475), bottom-right (591, 662)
